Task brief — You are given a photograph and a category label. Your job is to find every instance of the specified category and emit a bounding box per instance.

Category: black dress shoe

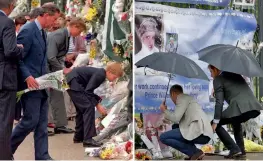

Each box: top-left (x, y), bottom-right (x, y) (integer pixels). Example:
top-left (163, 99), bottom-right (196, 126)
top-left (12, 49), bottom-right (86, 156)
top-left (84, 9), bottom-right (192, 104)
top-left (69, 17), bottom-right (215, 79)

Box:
top-left (224, 150), bottom-right (241, 159)
top-left (190, 150), bottom-right (205, 160)
top-left (234, 152), bottom-right (246, 159)
top-left (83, 139), bottom-right (102, 147)
top-left (54, 126), bottom-right (74, 134)
top-left (73, 139), bottom-right (83, 143)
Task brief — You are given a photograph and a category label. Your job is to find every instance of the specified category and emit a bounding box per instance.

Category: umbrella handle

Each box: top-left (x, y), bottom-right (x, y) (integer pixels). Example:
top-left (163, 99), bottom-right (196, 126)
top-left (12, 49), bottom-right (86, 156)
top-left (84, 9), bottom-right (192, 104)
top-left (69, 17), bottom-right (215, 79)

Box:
top-left (164, 74), bottom-right (172, 105)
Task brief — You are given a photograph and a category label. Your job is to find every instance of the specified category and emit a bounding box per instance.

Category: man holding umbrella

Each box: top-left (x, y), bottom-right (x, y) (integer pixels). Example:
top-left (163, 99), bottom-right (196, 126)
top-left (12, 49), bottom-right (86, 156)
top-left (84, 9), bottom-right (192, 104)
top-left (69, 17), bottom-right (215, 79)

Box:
top-left (159, 85), bottom-right (213, 160)
top-left (198, 43), bottom-right (263, 159)
top-left (208, 65), bottom-right (262, 159)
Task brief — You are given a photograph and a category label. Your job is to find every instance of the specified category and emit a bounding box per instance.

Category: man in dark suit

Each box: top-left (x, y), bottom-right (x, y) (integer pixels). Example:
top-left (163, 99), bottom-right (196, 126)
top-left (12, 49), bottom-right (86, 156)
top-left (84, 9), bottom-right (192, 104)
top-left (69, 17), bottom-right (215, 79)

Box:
top-left (64, 62), bottom-right (123, 147)
top-left (209, 65), bottom-right (263, 159)
top-left (47, 17), bottom-right (86, 134)
top-left (11, 3), bottom-right (60, 160)
top-left (0, 0), bottom-right (24, 159)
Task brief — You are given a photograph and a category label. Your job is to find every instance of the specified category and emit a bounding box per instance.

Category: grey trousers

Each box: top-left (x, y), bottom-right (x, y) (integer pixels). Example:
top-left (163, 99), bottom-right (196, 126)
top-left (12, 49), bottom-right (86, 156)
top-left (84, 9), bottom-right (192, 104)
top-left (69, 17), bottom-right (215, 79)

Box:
top-left (49, 89), bottom-right (67, 127)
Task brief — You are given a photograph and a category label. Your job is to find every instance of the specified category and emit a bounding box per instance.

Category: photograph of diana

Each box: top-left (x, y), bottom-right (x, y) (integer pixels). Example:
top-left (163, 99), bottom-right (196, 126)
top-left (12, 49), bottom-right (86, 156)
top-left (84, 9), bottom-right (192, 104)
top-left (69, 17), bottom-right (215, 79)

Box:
top-left (134, 14), bottom-right (163, 63)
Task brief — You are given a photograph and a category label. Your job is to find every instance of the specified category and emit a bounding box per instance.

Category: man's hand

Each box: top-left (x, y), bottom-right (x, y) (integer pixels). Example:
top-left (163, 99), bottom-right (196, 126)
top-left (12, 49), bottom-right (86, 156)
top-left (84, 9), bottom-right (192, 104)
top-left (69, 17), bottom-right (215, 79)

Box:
top-left (160, 101), bottom-right (167, 112)
top-left (63, 68), bottom-right (72, 75)
top-left (26, 76), bottom-right (39, 89)
top-left (212, 123), bottom-right (217, 133)
top-left (96, 104), bottom-right (107, 116)
top-left (65, 53), bottom-right (77, 62)
top-left (17, 44), bottom-right (24, 48)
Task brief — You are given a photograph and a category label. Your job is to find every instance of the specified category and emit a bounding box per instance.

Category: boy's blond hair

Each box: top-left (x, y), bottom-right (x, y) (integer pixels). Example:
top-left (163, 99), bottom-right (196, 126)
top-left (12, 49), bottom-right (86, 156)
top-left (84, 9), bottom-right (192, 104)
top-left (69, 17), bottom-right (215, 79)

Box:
top-left (106, 62), bottom-right (124, 77)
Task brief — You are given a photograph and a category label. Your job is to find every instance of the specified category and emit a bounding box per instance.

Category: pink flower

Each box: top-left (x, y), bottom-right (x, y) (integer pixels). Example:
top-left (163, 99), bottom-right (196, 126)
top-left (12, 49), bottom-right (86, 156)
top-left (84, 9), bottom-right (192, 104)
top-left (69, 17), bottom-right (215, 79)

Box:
top-left (121, 12), bottom-right (128, 21)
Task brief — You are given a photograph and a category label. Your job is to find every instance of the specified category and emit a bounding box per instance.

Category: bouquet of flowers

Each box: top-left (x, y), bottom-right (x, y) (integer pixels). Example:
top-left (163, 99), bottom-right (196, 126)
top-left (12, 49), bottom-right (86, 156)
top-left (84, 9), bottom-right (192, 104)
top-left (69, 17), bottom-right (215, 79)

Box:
top-left (16, 70), bottom-right (67, 102)
top-left (135, 149), bottom-right (152, 160)
top-left (99, 142), bottom-right (131, 160)
top-left (85, 7), bottom-right (97, 21)
top-left (99, 143), bottom-right (119, 160)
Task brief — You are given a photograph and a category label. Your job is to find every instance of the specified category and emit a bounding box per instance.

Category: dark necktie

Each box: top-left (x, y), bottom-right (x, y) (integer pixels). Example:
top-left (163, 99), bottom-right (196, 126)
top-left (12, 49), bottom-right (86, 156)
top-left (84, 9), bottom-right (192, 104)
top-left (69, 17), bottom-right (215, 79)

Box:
top-left (41, 29), bottom-right (46, 44)
top-left (66, 37), bottom-right (70, 52)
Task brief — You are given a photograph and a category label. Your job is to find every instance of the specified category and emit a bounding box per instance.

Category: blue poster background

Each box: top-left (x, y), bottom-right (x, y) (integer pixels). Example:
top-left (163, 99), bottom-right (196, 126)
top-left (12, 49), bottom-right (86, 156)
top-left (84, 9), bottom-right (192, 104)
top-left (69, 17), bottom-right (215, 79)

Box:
top-left (135, 2), bottom-right (257, 114)
top-left (136, 0), bottom-right (231, 7)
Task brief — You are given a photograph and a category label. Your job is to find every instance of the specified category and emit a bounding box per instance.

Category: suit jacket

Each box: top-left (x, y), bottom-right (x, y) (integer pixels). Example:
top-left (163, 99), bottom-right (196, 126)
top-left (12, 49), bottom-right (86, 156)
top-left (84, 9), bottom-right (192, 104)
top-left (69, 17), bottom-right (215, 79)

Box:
top-left (66, 66), bottom-right (106, 103)
top-left (17, 21), bottom-right (48, 97)
top-left (47, 28), bottom-right (69, 72)
top-left (164, 94), bottom-right (213, 141)
top-left (213, 72), bottom-right (263, 119)
top-left (0, 12), bottom-right (23, 90)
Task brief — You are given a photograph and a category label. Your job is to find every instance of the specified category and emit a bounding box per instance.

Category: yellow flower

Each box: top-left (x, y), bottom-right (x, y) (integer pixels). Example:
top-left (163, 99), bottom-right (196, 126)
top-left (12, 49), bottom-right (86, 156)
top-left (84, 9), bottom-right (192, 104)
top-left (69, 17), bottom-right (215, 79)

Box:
top-left (142, 155), bottom-right (152, 160)
top-left (31, 0), bottom-right (39, 7)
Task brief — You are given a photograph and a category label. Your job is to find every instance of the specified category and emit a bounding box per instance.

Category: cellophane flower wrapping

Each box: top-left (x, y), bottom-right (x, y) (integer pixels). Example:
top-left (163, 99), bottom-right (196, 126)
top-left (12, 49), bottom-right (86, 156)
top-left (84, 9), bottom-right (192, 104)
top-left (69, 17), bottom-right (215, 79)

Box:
top-left (243, 116), bottom-right (262, 141)
top-left (99, 81), bottom-right (129, 109)
top-left (110, 129), bottom-right (130, 143)
top-left (71, 53), bottom-right (89, 68)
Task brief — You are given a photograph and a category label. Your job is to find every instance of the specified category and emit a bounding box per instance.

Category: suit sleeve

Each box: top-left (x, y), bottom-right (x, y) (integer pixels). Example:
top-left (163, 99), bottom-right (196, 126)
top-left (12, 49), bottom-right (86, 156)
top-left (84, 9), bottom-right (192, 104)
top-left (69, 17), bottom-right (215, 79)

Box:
top-left (17, 28), bottom-right (33, 81)
top-left (85, 72), bottom-right (105, 103)
top-left (47, 35), bottom-right (62, 71)
top-left (85, 72), bottom-right (105, 92)
top-left (213, 77), bottom-right (224, 120)
top-left (3, 19), bottom-right (23, 59)
top-left (164, 96), bottom-right (189, 123)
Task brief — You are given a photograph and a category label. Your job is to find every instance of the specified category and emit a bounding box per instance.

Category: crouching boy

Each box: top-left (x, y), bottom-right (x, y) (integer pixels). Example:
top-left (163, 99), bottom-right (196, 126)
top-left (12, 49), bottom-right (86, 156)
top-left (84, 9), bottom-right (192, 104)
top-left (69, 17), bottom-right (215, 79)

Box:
top-left (64, 62), bottom-right (123, 147)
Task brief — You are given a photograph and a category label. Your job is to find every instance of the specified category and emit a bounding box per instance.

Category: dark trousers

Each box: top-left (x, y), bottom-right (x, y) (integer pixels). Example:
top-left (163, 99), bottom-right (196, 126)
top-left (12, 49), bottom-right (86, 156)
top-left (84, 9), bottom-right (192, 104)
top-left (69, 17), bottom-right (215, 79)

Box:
top-left (160, 128), bottom-right (210, 157)
top-left (214, 110), bottom-right (259, 154)
top-left (0, 91), bottom-right (16, 160)
top-left (67, 90), bottom-right (96, 141)
top-left (11, 94), bottom-right (50, 160)
top-left (213, 119), bottom-right (245, 153)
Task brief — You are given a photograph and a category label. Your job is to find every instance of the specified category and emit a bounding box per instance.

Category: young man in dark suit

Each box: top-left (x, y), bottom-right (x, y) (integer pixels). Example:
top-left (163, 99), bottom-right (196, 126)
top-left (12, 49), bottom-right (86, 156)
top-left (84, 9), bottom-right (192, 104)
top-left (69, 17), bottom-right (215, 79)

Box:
top-left (64, 62), bottom-right (124, 147)
top-left (0, 0), bottom-right (24, 159)
top-left (209, 65), bottom-right (263, 159)
top-left (11, 3), bottom-right (60, 160)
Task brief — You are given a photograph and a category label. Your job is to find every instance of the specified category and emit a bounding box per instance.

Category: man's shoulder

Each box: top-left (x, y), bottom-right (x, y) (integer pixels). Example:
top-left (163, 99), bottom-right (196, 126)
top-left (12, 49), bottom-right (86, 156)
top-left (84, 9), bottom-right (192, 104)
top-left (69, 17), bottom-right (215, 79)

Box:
top-left (19, 22), bottom-right (36, 35)
top-left (0, 16), bottom-right (14, 26)
top-left (178, 94), bottom-right (195, 102)
top-left (48, 28), bottom-right (67, 41)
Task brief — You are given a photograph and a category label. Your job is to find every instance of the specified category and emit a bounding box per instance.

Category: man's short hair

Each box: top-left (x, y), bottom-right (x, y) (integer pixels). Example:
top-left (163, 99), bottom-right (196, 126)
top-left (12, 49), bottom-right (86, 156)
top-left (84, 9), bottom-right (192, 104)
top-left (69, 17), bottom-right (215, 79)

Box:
top-left (14, 15), bottom-right (26, 26)
top-left (0, 0), bottom-right (16, 9)
top-left (170, 84), bottom-right (183, 94)
top-left (38, 3), bottom-right (60, 16)
top-left (106, 62), bottom-right (124, 77)
top-left (69, 17), bottom-right (87, 31)
top-left (29, 7), bottom-right (42, 19)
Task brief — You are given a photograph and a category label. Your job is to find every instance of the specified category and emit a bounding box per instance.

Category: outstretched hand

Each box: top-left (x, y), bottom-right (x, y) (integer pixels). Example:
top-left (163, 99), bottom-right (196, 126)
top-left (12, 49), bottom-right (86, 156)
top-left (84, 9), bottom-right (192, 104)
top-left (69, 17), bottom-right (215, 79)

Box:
top-left (160, 101), bottom-right (167, 112)
top-left (63, 68), bottom-right (72, 75)
top-left (96, 104), bottom-right (107, 116)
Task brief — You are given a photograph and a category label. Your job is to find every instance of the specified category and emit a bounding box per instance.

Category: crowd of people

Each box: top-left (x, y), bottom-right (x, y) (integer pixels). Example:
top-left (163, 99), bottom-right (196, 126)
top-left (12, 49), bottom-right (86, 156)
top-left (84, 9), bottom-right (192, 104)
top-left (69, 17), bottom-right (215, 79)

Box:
top-left (0, 0), bottom-right (124, 160)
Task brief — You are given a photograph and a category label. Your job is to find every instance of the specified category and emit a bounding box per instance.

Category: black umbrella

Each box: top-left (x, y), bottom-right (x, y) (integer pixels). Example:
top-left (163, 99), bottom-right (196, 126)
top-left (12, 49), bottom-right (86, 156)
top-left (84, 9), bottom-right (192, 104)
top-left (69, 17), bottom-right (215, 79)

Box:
top-left (197, 43), bottom-right (263, 77)
top-left (135, 52), bottom-right (209, 103)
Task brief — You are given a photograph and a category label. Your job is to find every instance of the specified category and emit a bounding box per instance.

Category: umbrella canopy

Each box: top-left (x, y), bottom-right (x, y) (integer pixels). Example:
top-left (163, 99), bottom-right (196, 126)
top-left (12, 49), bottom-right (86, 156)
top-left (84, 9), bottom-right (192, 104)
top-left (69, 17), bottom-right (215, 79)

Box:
top-left (135, 52), bottom-right (209, 81)
top-left (197, 44), bottom-right (263, 77)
